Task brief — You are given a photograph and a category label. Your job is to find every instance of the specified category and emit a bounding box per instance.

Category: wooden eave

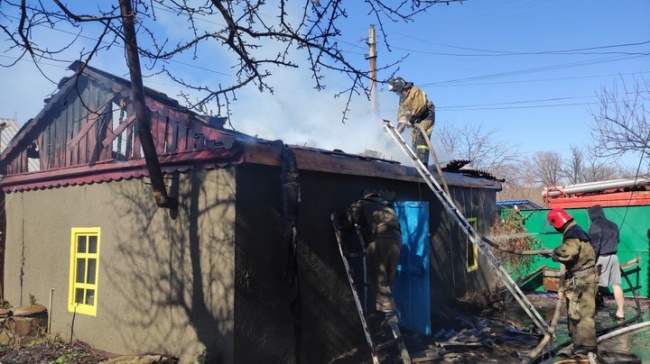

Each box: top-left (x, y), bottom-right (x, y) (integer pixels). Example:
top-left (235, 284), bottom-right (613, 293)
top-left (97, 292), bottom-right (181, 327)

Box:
top-left (0, 146), bottom-right (243, 192)
top-left (243, 142), bottom-right (503, 190)
top-left (2, 134), bottom-right (502, 192)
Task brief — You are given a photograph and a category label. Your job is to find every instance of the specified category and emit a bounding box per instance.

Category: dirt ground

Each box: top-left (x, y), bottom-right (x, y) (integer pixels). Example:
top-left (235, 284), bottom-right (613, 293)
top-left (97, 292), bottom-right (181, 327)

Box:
top-left (0, 339), bottom-right (111, 364)
top-left (0, 293), bottom-right (647, 363)
top-left (0, 338), bottom-right (178, 364)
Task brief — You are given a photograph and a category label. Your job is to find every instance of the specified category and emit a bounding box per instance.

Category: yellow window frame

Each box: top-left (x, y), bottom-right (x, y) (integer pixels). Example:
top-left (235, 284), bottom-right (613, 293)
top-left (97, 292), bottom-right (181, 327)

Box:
top-left (466, 218), bottom-right (479, 272)
top-left (68, 227), bottom-right (101, 316)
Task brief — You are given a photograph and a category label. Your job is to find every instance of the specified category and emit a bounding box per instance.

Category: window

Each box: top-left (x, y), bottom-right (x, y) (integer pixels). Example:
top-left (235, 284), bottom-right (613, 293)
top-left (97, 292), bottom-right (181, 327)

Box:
top-left (68, 228), bottom-right (101, 316)
top-left (466, 218), bottom-right (479, 272)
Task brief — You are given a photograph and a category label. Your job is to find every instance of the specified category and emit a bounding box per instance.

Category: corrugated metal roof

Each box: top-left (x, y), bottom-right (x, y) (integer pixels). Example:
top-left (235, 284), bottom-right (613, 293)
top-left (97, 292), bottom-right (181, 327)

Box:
top-left (0, 118), bottom-right (40, 172)
top-left (496, 199), bottom-right (543, 210)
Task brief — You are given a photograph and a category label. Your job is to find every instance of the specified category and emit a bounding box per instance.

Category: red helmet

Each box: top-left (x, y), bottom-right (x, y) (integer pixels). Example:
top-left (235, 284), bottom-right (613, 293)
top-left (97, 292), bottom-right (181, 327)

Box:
top-left (547, 208), bottom-right (572, 229)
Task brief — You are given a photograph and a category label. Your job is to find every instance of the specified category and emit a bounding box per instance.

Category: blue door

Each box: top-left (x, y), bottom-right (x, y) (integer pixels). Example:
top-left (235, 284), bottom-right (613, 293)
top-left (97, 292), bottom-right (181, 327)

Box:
top-left (392, 201), bottom-right (431, 335)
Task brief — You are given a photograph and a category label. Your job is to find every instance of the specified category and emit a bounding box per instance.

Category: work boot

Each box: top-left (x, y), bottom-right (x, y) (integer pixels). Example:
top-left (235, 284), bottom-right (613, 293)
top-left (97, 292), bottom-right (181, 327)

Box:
top-left (368, 311), bottom-right (398, 338)
top-left (571, 345), bottom-right (597, 356)
top-left (380, 311), bottom-right (399, 328)
top-left (595, 291), bottom-right (604, 310)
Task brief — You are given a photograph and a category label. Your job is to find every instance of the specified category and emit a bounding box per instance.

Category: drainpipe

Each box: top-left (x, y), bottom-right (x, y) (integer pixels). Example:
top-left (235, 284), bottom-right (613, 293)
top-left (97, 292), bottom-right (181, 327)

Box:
top-left (119, 0), bottom-right (177, 210)
top-left (47, 288), bottom-right (54, 333)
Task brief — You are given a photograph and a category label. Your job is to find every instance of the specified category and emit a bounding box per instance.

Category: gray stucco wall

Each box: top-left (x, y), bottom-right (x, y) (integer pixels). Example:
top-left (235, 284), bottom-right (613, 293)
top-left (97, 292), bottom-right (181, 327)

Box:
top-left (3, 168), bottom-right (236, 364)
top-left (2, 159), bottom-right (500, 364)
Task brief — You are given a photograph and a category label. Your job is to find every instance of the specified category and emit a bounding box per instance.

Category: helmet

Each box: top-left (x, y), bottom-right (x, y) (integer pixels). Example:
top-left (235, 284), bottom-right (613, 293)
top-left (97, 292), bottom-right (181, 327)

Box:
top-left (547, 208), bottom-right (572, 229)
top-left (362, 188), bottom-right (380, 199)
top-left (388, 77), bottom-right (407, 92)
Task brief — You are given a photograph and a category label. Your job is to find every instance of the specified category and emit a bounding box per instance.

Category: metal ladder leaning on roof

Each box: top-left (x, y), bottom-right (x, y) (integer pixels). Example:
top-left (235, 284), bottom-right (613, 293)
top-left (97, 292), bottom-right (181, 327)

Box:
top-left (381, 119), bottom-right (549, 335)
top-left (330, 214), bottom-right (412, 364)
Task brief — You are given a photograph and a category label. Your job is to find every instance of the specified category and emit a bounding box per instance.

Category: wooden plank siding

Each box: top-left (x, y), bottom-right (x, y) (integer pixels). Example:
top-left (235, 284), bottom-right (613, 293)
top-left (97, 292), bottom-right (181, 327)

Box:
top-left (2, 71), bottom-right (234, 177)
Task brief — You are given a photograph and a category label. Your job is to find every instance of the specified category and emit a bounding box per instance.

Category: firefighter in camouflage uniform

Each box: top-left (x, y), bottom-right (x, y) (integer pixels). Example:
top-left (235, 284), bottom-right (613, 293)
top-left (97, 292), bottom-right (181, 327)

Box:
top-left (388, 77), bottom-right (435, 165)
top-left (547, 208), bottom-right (599, 357)
top-left (340, 190), bottom-right (403, 330)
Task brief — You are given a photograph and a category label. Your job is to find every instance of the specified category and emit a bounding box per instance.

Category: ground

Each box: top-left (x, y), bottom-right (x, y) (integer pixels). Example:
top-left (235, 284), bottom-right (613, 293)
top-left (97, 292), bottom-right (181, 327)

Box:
top-left (0, 338), bottom-right (178, 364)
top-left (1, 294), bottom-right (647, 363)
top-left (0, 339), bottom-right (108, 364)
top-left (401, 293), bottom-right (650, 363)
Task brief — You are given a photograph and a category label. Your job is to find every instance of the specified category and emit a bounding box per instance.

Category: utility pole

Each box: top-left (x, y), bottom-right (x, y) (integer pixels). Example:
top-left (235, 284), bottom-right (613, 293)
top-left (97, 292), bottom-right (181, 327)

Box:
top-left (367, 25), bottom-right (377, 117)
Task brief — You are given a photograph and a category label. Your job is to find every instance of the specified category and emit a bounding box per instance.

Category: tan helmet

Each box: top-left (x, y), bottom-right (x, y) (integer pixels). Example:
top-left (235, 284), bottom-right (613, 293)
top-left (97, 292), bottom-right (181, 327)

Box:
top-left (388, 77), bottom-right (407, 92)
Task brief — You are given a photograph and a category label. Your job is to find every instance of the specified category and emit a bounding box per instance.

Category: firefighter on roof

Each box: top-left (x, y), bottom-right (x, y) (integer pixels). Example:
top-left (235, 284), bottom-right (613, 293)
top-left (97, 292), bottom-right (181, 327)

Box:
top-left (388, 76), bottom-right (435, 165)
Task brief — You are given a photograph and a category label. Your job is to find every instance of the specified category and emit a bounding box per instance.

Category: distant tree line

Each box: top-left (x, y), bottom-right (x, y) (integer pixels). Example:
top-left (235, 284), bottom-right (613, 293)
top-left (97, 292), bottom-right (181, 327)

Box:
top-left (433, 74), bottom-right (649, 203)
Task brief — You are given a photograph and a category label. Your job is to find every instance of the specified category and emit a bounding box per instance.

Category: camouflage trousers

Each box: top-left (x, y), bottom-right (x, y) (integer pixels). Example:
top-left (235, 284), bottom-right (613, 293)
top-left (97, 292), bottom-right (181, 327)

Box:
top-left (411, 118), bottom-right (433, 165)
top-left (366, 232), bottom-right (402, 313)
top-left (565, 271), bottom-right (599, 350)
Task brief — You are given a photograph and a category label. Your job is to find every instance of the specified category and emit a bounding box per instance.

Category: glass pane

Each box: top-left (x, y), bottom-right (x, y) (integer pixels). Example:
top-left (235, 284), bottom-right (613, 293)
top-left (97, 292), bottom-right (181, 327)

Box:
top-left (75, 288), bottom-right (84, 304)
top-left (76, 259), bottom-right (86, 283)
top-left (85, 289), bottom-right (95, 305)
top-left (77, 236), bottom-right (87, 253)
top-left (467, 245), bottom-right (475, 263)
top-left (88, 236), bottom-right (98, 254)
top-left (87, 259), bottom-right (96, 284)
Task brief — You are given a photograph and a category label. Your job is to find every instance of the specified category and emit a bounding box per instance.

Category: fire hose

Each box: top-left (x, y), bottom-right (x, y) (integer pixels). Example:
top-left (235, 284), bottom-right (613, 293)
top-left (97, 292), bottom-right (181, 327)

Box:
top-left (521, 264), bottom-right (566, 363)
top-left (402, 119), bottom-right (645, 363)
top-left (472, 221), bottom-right (644, 362)
top-left (527, 263), bottom-right (644, 364)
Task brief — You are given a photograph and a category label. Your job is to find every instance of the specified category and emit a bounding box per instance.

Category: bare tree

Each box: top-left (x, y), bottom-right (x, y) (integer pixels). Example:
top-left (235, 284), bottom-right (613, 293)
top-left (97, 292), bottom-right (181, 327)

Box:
top-left (0, 0), bottom-right (461, 121)
top-left (562, 145), bottom-right (584, 185)
top-left (591, 74), bottom-right (650, 172)
top-left (435, 121), bottom-right (521, 173)
top-left (434, 121), bottom-right (530, 201)
top-left (563, 145), bottom-right (619, 184)
top-left (526, 151), bottom-right (564, 187)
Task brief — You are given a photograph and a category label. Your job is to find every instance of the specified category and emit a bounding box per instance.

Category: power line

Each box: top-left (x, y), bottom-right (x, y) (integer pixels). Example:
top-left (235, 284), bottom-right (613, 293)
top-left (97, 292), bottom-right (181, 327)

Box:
top-left (418, 55), bottom-right (646, 87)
top-left (390, 41), bottom-right (650, 57)
top-left (417, 71), bottom-right (650, 89)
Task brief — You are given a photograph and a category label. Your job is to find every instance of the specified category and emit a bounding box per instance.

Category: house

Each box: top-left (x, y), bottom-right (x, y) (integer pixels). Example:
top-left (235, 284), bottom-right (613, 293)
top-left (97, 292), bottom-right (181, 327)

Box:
top-left (0, 117), bottom-right (39, 171)
top-left (0, 62), bottom-right (504, 363)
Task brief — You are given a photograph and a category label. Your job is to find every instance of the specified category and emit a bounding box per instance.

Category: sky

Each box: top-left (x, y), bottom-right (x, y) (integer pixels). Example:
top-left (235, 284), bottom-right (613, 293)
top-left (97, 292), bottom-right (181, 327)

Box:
top-left (0, 0), bottom-right (649, 173)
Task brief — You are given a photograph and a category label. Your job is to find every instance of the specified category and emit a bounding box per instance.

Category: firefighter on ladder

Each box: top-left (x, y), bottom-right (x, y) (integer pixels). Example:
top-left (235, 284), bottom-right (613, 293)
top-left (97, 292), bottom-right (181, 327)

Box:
top-left (388, 77), bottom-right (435, 165)
top-left (338, 189), bottom-right (403, 334)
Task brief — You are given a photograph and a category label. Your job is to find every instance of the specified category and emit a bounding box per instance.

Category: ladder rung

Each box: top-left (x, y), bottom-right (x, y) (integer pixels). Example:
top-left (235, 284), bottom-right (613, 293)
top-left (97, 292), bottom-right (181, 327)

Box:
top-left (374, 337), bottom-right (403, 351)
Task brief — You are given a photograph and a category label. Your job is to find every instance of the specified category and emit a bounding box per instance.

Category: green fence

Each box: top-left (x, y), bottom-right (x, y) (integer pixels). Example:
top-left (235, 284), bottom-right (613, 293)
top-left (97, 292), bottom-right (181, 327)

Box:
top-left (502, 206), bottom-right (649, 298)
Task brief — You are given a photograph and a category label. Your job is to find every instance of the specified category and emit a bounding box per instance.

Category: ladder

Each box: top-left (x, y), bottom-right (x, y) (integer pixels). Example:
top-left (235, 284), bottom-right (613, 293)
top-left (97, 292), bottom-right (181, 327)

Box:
top-left (382, 120), bottom-right (549, 335)
top-left (353, 224), bottom-right (412, 364)
top-left (331, 213), bottom-right (412, 364)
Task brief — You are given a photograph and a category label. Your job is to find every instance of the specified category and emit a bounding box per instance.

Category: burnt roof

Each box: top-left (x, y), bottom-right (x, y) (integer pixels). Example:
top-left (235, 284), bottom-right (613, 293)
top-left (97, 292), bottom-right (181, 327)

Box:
top-left (0, 63), bottom-right (502, 193)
